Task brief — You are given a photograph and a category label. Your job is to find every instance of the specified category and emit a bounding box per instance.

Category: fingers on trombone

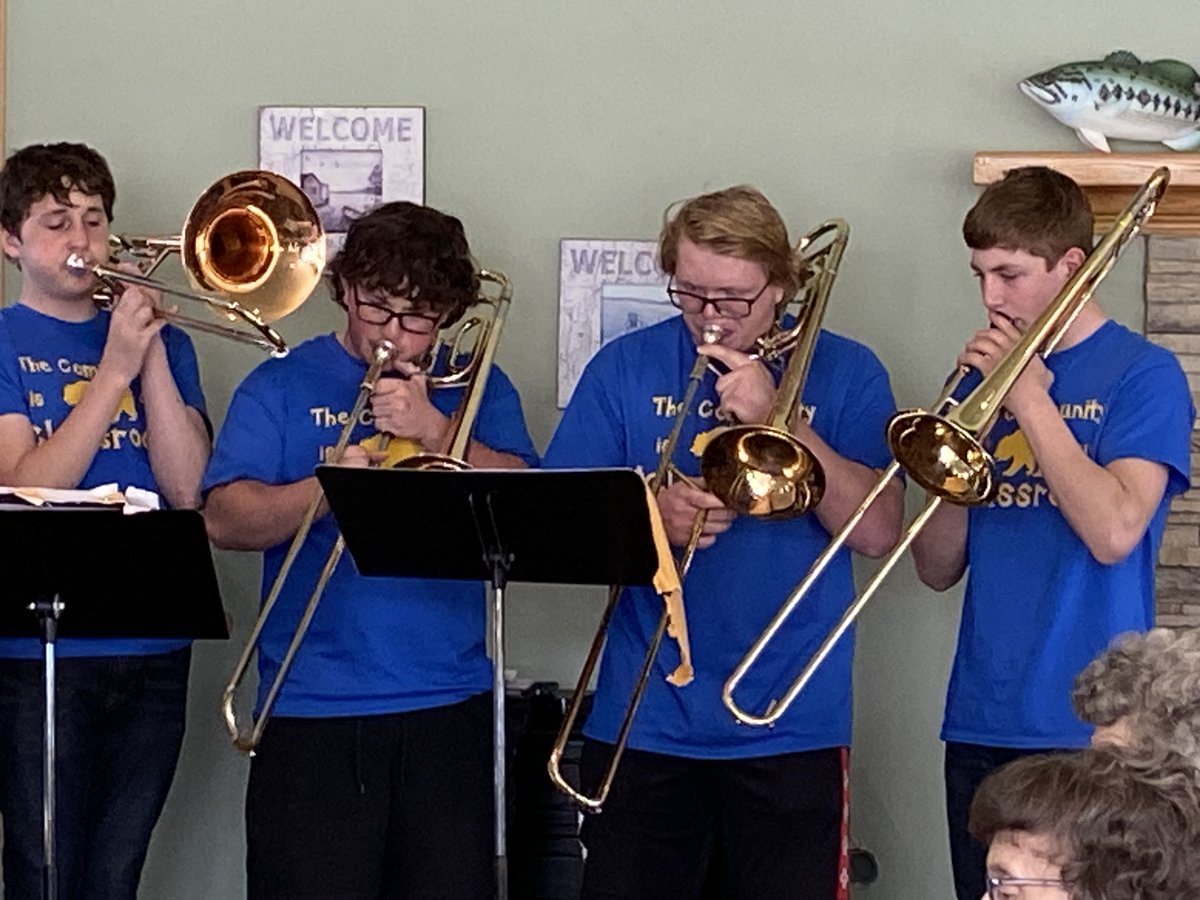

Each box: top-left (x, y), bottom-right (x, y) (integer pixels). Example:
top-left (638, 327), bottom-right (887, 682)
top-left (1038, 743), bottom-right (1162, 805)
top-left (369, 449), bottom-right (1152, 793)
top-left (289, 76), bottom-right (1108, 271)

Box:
top-left (693, 513), bottom-right (734, 550)
top-left (679, 481), bottom-right (728, 509)
top-left (340, 445), bottom-right (387, 468)
top-left (988, 311), bottom-right (1020, 333)
top-left (391, 359), bottom-right (422, 379)
top-left (670, 470), bottom-right (706, 493)
top-left (697, 342), bottom-right (738, 365)
top-left (703, 508), bottom-right (736, 529)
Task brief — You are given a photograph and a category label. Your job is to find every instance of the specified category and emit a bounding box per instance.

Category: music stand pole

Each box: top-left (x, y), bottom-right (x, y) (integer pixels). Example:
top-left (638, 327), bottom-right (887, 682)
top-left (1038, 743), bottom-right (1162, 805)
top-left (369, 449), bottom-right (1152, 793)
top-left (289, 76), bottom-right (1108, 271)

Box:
top-left (30, 595), bottom-right (63, 900)
top-left (485, 546), bottom-right (512, 900)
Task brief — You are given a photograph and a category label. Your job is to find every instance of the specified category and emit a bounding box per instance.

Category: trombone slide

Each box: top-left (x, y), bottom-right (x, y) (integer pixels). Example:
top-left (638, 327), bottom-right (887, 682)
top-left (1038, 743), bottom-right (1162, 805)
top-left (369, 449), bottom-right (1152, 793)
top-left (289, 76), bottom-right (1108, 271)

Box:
top-left (222, 340), bottom-right (396, 753)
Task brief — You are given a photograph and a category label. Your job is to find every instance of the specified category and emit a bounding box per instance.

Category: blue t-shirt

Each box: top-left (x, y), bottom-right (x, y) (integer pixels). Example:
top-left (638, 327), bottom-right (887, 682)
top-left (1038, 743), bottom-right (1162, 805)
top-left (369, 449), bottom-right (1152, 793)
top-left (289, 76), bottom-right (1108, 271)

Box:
top-left (0, 303), bottom-right (208, 659)
top-left (543, 316), bottom-right (897, 759)
top-left (942, 320), bottom-right (1194, 749)
top-left (202, 333), bottom-right (539, 717)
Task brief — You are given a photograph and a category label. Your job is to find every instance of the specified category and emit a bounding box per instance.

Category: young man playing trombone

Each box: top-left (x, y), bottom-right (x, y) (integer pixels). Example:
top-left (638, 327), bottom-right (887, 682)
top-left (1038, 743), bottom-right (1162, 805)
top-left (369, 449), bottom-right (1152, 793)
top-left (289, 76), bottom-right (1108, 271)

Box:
top-left (0, 142), bottom-right (211, 898)
top-left (909, 166), bottom-right (1194, 900)
top-left (544, 185), bottom-right (903, 899)
top-left (203, 201), bottom-right (538, 900)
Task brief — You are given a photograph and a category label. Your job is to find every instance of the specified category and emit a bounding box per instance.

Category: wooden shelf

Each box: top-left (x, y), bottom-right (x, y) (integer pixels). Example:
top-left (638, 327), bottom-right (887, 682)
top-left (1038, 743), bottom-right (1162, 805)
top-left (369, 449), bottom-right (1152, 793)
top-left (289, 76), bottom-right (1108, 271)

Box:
top-left (973, 152), bottom-right (1200, 236)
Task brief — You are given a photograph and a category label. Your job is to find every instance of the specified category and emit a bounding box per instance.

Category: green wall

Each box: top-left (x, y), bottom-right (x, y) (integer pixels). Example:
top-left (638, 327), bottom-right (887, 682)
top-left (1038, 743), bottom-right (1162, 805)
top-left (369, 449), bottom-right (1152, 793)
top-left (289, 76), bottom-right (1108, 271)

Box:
top-left (4, 1), bottom-right (1178, 896)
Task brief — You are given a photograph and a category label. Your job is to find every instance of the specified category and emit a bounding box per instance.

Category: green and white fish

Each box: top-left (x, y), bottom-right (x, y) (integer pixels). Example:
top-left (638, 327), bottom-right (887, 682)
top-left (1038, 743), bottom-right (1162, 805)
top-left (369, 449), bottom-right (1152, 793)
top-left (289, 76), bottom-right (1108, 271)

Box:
top-left (1020, 51), bottom-right (1200, 151)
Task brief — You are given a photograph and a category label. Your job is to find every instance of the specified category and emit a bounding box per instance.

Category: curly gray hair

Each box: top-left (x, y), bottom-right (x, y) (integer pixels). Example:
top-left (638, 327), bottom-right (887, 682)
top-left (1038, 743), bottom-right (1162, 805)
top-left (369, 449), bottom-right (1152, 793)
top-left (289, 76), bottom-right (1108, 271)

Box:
top-left (1072, 628), bottom-right (1200, 765)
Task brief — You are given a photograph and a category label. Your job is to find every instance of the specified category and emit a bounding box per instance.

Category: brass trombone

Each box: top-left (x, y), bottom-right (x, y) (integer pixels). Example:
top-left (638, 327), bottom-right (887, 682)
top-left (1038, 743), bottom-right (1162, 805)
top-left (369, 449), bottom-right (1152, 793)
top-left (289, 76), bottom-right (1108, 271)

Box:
top-left (68, 170), bottom-right (325, 357)
top-left (696, 219), bottom-right (849, 522)
top-left (221, 339), bottom-right (396, 753)
top-left (394, 269), bottom-right (512, 469)
top-left (722, 167), bottom-right (1170, 728)
top-left (221, 270), bottom-right (512, 754)
top-left (547, 219), bottom-right (849, 811)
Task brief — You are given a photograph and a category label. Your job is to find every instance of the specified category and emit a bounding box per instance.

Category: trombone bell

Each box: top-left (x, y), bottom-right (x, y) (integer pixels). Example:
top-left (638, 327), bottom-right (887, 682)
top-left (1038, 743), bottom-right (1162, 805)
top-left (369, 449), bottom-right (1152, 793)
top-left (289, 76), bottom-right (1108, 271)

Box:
top-left (693, 219), bottom-right (849, 522)
top-left (194, 207), bottom-right (277, 294)
top-left (183, 170), bottom-right (326, 324)
top-left (73, 170), bottom-right (325, 356)
top-left (700, 424), bottom-right (825, 518)
top-left (886, 411), bottom-right (995, 505)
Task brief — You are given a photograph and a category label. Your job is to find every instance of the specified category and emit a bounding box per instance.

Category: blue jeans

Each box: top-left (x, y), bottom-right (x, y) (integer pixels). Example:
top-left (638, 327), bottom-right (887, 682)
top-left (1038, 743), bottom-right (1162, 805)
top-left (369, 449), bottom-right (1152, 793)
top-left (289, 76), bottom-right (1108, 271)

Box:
top-left (0, 647), bottom-right (190, 900)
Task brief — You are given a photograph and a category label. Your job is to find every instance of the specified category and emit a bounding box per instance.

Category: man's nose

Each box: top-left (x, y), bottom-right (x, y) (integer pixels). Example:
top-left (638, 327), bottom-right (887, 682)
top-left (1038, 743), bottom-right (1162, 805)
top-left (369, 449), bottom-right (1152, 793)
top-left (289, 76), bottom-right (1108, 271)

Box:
top-left (65, 220), bottom-right (90, 249)
top-left (980, 279), bottom-right (1005, 311)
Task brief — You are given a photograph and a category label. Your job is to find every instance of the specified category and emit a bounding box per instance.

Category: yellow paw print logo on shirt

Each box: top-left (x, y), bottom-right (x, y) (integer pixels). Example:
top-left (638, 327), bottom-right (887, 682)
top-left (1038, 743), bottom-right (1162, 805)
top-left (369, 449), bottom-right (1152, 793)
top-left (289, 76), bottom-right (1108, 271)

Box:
top-left (359, 432), bottom-right (423, 467)
top-left (62, 380), bottom-right (137, 423)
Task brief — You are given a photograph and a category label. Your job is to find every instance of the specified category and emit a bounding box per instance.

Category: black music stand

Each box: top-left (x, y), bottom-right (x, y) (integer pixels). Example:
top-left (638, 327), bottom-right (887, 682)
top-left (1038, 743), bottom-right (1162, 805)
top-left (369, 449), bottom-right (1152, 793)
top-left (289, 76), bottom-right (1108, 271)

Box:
top-left (0, 506), bottom-right (227, 900)
top-left (316, 466), bottom-right (659, 900)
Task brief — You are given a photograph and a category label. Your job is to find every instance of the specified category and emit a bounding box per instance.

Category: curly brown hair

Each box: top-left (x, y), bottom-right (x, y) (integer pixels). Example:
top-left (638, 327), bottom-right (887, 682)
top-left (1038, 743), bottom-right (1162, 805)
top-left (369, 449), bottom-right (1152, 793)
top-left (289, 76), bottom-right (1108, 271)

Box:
top-left (969, 747), bottom-right (1200, 900)
top-left (1073, 628), bottom-right (1200, 766)
top-left (0, 142), bottom-right (116, 236)
top-left (657, 185), bottom-right (804, 304)
top-left (963, 166), bottom-right (1094, 267)
top-left (326, 201), bottom-right (480, 328)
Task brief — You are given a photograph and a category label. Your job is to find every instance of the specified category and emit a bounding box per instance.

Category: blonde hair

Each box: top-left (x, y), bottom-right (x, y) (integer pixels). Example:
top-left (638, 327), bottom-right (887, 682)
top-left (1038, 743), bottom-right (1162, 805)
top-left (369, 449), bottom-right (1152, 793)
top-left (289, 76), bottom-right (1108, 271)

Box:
top-left (657, 185), bottom-right (802, 303)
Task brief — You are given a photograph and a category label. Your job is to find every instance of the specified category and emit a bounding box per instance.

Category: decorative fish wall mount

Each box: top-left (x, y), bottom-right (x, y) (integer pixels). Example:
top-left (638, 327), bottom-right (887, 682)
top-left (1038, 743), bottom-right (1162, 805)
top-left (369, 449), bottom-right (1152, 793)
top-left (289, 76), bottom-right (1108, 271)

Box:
top-left (1020, 51), bottom-right (1200, 152)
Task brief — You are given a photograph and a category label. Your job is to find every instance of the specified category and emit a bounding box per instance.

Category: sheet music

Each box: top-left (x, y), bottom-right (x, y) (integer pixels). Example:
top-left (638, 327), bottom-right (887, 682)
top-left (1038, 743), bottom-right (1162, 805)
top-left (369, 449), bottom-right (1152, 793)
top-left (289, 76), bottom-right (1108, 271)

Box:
top-left (0, 483), bottom-right (161, 514)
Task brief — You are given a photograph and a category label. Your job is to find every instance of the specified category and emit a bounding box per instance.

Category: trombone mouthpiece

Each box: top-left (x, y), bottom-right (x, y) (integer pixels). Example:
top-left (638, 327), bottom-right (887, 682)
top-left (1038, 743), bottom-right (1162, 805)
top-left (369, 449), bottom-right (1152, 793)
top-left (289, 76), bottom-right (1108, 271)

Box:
top-left (372, 340), bottom-right (396, 363)
top-left (65, 254), bottom-right (90, 274)
top-left (701, 324), bottom-right (722, 345)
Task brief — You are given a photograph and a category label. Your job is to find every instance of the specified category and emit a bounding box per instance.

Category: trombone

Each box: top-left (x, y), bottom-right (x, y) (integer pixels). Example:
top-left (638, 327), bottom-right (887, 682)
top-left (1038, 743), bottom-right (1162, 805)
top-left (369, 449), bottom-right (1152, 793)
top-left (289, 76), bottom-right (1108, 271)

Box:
top-left (221, 270), bottom-right (512, 754)
top-left (548, 220), bottom-right (849, 811)
top-left (221, 339), bottom-right (395, 753)
top-left (722, 167), bottom-right (1170, 728)
top-left (68, 170), bottom-right (324, 357)
top-left (394, 269), bottom-right (512, 470)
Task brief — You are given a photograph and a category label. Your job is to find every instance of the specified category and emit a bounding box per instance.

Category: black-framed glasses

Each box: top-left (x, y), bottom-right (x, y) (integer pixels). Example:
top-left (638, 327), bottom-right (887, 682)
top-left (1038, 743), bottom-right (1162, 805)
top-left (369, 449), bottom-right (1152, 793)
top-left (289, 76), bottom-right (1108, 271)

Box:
top-left (665, 277), bottom-right (770, 319)
top-left (986, 875), bottom-right (1072, 898)
top-left (352, 289), bottom-right (442, 335)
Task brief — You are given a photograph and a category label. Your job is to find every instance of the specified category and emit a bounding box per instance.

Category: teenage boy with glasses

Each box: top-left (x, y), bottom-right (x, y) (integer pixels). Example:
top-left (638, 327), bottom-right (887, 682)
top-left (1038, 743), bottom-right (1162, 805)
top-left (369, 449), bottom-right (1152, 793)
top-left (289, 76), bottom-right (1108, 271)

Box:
top-left (203, 201), bottom-right (539, 900)
top-left (544, 185), bottom-right (903, 899)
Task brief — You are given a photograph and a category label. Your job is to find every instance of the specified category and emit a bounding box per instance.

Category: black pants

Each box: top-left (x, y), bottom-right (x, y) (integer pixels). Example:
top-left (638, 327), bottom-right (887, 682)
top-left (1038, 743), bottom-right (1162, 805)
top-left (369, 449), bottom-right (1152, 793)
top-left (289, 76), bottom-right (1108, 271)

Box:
top-left (0, 648), bottom-right (190, 900)
top-left (944, 741), bottom-right (1069, 900)
top-left (245, 692), bottom-right (494, 900)
top-left (579, 741), bottom-right (843, 900)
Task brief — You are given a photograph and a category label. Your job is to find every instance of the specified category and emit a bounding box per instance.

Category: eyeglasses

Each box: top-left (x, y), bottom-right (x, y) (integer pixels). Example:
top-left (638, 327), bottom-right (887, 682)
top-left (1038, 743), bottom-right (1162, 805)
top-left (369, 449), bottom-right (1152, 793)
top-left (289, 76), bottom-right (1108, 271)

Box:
top-left (665, 277), bottom-right (770, 319)
top-left (352, 290), bottom-right (442, 335)
top-left (986, 875), bottom-right (1072, 898)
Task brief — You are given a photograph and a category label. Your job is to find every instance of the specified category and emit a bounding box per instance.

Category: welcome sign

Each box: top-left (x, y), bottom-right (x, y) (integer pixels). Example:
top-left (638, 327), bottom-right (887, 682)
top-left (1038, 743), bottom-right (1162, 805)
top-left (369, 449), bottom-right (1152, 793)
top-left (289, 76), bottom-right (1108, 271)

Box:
top-left (258, 106), bottom-right (426, 252)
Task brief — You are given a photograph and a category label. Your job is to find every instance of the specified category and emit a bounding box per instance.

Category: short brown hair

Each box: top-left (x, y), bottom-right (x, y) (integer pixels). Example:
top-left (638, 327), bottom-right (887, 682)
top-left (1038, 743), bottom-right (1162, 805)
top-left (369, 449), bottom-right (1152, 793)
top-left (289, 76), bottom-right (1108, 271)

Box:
top-left (969, 748), bottom-right (1200, 900)
top-left (658, 185), bottom-right (802, 303)
top-left (0, 142), bottom-right (116, 236)
top-left (327, 201), bottom-right (479, 326)
top-left (962, 166), bottom-right (1094, 266)
top-left (1073, 628), bottom-right (1200, 766)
